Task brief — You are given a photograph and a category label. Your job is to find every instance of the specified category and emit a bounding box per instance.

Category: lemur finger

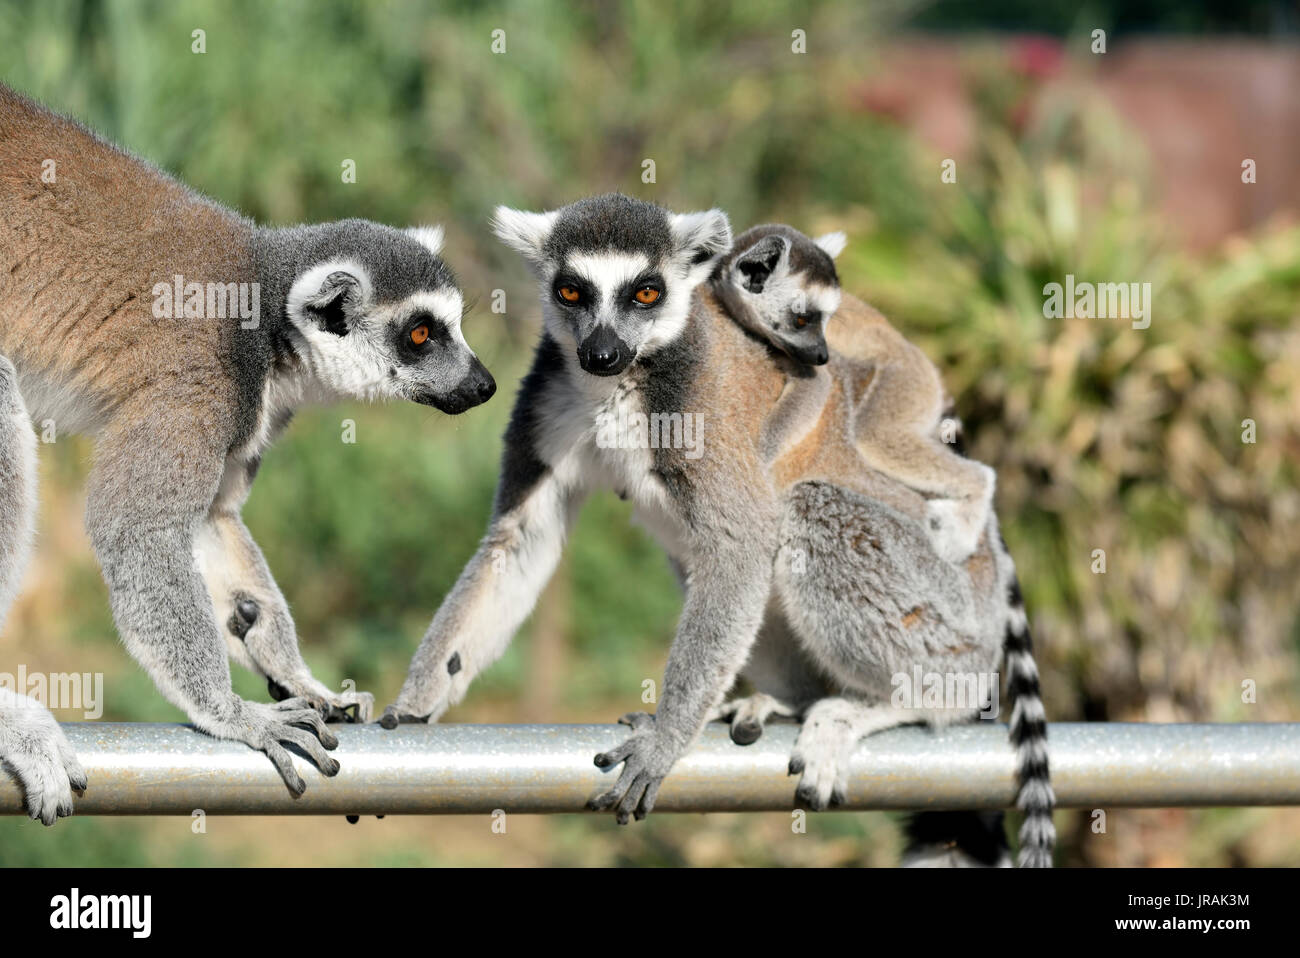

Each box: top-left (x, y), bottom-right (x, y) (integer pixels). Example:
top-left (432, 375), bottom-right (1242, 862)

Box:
top-left (635, 777), bottom-right (663, 820)
top-left (262, 741), bottom-right (307, 797)
top-left (592, 740), bottom-right (634, 769)
top-left (58, 741), bottom-right (89, 792)
top-left (378, 706), bottom-right (429, 729)
top-left (278, 708), bottom-right (339, 749)
top-left (617, 711), bottom-right (654, 730)
top-left (614, 773), bottom-right (648, 823)
top-left (277, 725), bottom-right (341, 776)
top-left (589, 771), bottom-right (634, 811)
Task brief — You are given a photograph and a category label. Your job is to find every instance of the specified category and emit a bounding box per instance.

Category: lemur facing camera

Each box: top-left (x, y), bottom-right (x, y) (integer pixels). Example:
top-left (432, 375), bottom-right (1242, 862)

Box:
top-left (0, 83), bottom-right (496, 823)
top-left (713, 224), bottom-right (996, 564)
top-left (383, 193), bottom-right (1053, 866)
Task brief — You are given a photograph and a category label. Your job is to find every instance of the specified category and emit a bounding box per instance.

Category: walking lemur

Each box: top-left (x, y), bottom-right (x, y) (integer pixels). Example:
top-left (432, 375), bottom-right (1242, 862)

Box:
top-left (0, 83), bottom-right (496, 823)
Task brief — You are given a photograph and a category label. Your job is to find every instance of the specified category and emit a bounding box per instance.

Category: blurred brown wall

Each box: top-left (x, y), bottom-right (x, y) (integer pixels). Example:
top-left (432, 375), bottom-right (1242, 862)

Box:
top-left (867, 38), bottom-right (1300, 250)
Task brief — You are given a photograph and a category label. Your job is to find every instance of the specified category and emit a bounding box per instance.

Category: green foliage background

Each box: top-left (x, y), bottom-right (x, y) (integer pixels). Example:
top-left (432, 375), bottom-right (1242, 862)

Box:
top-left (1, 0), bottom-right (1297, 866)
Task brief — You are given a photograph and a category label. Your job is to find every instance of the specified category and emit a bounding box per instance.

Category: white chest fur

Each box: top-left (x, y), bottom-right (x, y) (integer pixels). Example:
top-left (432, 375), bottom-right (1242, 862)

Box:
top-left (539, 371), bottom-right (688, 559)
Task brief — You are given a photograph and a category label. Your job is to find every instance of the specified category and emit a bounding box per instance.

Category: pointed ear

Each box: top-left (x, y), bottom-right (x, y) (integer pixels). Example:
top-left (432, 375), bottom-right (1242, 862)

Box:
top-left (670, 209), bottom-right (732, 266)
top-left (289, 264), bottom-right (368, 336)
top-left (733, 234), bottom-right (789, 293)
top-left (814, 231), bottom-right (847, 260)
top-left (492, 206), bottom-right (558, 264)
top-left (406, 225), bottom-right (445, 257)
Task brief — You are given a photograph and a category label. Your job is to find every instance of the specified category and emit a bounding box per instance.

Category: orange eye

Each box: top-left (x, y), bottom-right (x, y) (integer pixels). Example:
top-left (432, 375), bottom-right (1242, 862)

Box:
top-left (410, 323), bottom-right (430, 345)
top-left (634, 287), bottom-right (661, 305)
top-left (794, 315), bottom-right (809, 328)
top-left (558, 286), bottom-right (581, 303)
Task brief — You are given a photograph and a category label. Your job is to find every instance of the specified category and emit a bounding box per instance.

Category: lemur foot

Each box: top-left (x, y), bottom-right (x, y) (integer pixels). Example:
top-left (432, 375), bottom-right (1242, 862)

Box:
top-left (708, 693), bottom-right (799, 745)
top-left (788, 704), bottom-right (859, 811)
top-left (924, 498), bottom-right (985, 565)
top-left (223, 698), bottom-right (341, 796)
top-left (589, 712), bottom-right (677, 823)
top-left (0, 691), bottom-right (87, 825)
top-left (267, 677), bottom-right (374, 724)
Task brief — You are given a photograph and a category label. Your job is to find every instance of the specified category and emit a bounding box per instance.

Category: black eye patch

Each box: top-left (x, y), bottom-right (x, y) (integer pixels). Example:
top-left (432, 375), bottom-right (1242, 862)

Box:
top-left (617, 272), bottom-right (665, 309)
top-left (552, 272), bottom-right (595, 307)
top-left (398, 311), bottom-right (453, 357)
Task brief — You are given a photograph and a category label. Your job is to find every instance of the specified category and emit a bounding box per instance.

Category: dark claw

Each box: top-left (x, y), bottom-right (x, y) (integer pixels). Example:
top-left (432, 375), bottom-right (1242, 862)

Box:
top-left (731, 719), bottom-right (763, 745)
top-left (346, 815), bottom-right (359, 824)
top-left (788, 756), bottom-right (805, 775)
top-left (795, 783), bottom-right (827, 812)
top-left (379, 707), bottom-right (427, 729)
top-left (593, 752), bottom-right (616, 768)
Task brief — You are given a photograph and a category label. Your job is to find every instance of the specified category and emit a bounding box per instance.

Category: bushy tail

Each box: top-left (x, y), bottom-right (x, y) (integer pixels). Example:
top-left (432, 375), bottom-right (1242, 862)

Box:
top-left (1004, 576), bottom-right (1055, 867)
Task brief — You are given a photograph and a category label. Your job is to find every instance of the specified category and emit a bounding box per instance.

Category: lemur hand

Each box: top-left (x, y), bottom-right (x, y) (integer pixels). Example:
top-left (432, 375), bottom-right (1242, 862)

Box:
top-left (210, 697), bottom-right (340, 796)
top-left (265, 675), bottom-right (374, 724)
top-left (589, 712), bottom-right (679, 823)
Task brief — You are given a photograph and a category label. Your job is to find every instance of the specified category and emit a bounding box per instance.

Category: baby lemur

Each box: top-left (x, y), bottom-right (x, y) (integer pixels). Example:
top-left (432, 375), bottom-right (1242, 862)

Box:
top-left (712, 224), bottom-right (995, 564)
top-left (383, 194), bottom-right (1053, 866)
top-left (0, 83), bottom-right (496, 823)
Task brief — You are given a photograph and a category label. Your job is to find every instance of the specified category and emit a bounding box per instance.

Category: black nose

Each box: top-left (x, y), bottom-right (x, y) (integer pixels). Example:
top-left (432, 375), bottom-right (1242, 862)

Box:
top-left (589, 345), bottom-right (620, 371)
top-left (578, 326), bottom-right (632, 376)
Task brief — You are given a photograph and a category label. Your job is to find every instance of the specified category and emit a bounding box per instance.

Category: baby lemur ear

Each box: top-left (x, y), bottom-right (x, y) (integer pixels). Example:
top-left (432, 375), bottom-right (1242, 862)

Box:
top-left (492, 206), bottom-right (559, 265)
top-left (670, 209), bottom-right (733, 265)
top-left (291, 266), bottom-right (368, 337)
top-left (734, 234), bottom-right (789, 293)
top-left (814, 231), bottom-right (847, 260)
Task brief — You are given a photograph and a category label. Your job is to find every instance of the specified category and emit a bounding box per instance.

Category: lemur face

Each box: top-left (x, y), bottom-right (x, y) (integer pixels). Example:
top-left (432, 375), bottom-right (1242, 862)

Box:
top-left (285, 224), bottom-right (495, 414)
top-left (719, 226), bottom-right (846, 367)
top-left (492, 194), bottom-right (732, 377)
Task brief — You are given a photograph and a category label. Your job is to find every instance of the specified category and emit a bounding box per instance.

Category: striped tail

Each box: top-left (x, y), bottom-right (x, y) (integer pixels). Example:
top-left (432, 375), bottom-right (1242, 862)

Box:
top-left (1004, 576), bottom-right (1055, 867)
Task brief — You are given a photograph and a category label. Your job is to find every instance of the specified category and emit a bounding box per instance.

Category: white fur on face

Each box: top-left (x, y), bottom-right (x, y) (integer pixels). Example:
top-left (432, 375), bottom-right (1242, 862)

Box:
top-left (406, 225), bottom-right (446, 257)
top-left (566, 251), bottom-right (652, 311)
top-left (285, 258), bottom-right (373, 322)
top-left (804, 281), bottom-right (842, 320)
top-left (286, 259), bottom-right (389, 400)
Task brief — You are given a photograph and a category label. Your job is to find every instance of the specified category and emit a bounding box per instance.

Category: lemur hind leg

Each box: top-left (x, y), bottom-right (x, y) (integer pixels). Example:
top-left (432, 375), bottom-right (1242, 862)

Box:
top-left (196, 454), bottom-right (373, 722)
top-left (854, 358), bottom-right (995, 564)
top-left (0, 355), bottom-right (87, 823)
top-left (774, 481), bottom-right (1002, 809)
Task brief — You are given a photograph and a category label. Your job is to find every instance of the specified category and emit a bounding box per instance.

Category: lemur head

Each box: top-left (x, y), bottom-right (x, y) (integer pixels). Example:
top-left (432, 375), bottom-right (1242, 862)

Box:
top-left (712, 224), bottom-right (846, 366)
top-left (275, 220), bottom-right (495, 414)
top-left (491, 193), bottom-right (732, 377)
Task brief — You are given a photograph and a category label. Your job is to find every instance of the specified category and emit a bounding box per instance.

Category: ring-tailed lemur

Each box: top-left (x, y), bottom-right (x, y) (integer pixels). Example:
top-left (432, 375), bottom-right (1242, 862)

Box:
top-left (381, 194), bottom-right (1054, 866)
top-left (713, 224), bottom-right (995, 565)
top-left (0, 82), bottom-right (496, 821)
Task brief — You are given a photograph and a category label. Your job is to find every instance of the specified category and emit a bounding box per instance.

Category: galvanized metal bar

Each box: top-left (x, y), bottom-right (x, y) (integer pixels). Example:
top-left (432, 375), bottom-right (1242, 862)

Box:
top-left (1, 722), bottom-right (1298, 815)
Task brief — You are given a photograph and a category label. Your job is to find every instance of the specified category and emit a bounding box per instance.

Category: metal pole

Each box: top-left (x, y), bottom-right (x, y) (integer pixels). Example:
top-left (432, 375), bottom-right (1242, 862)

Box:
top-left (1, 722), bottom-right (1298, 816)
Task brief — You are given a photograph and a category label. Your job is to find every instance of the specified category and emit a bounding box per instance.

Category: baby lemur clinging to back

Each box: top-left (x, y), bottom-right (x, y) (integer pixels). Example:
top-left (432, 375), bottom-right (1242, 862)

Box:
top-left (712, 224), bottom-right (995, 564)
